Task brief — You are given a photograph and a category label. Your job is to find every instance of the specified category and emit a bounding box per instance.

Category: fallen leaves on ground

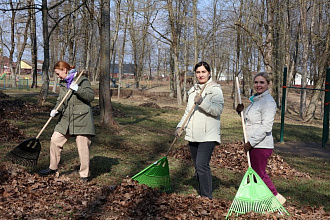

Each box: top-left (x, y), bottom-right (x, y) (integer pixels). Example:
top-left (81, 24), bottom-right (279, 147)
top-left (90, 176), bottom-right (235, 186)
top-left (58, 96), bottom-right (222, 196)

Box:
top-left (169, 142), bottom-right (311, 179)
top-left (139, 102), bottom-right (161, 108)
top-left (0, 93), bottom-right (52, 143)
top-left (0, 163), bottom-right (327, 219)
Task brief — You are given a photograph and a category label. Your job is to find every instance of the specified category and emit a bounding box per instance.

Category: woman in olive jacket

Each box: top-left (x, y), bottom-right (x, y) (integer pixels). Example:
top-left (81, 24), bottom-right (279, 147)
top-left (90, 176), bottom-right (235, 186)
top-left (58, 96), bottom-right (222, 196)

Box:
top-left (176, 61), bottom-right (224, 199)
top-left (39, 61), bottom-right (95, 182)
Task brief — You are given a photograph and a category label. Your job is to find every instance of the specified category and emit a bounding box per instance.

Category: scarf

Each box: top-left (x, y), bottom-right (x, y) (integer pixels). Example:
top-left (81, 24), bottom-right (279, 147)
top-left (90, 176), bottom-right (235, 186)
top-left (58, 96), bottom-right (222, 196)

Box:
top-left (65, 69), bottom-right (77, 88)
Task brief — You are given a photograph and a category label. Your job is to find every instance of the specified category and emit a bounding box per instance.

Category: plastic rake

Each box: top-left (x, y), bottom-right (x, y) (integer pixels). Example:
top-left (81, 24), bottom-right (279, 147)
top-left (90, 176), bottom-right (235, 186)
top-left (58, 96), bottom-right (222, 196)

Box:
top-left (132, 83), bottom-right (208, 191)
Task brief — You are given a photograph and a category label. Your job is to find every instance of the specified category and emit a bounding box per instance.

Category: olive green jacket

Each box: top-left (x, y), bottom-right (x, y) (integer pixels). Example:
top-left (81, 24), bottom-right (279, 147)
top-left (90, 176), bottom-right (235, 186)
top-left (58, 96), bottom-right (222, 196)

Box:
top-left (54, 75), bottom-right (95, 136)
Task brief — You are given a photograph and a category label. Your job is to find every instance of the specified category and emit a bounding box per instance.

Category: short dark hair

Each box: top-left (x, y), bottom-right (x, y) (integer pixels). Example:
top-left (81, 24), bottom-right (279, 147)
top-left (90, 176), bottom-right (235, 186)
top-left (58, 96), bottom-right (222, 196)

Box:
top-left (194, 61), bottom-right (211, 73)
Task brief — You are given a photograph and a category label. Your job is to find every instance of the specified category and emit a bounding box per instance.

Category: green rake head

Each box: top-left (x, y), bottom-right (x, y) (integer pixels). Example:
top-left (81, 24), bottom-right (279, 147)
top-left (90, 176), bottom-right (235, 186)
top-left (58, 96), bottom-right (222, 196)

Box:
top-left (226, 167), bottom-right (289, 219)
top-left (132, 156), bottom-right (171, 191)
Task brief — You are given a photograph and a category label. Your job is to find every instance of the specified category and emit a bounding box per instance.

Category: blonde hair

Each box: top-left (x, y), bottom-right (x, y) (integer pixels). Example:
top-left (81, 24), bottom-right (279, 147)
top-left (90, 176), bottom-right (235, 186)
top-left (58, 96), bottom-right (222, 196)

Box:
top-left (254, 72), bottom-right (271, 84)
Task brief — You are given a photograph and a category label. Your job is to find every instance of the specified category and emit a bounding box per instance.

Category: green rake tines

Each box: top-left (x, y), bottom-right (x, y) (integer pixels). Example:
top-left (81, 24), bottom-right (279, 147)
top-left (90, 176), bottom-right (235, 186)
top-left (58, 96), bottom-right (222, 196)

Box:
top-left (132, 156), bottom-right (171, 191)
top-left (226, 167), bottom-right (289, 219)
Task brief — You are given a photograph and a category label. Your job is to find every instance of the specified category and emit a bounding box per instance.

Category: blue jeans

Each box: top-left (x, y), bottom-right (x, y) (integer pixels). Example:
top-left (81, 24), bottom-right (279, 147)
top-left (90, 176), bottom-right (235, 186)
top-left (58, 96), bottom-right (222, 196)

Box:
top-left (189, 141), bottom-right (216, 199)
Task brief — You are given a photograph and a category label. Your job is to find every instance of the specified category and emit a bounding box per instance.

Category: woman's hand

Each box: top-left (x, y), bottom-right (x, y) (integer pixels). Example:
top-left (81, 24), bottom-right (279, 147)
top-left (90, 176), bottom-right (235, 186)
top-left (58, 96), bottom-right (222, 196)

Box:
top-left (244, 142), bottom-right (252, 152)
top-left (236, 103), bottom-right (244, 115)
top-left (194, 93), bottom-right (203, 105)
top-left (175, 127), bottom-right (183, 137)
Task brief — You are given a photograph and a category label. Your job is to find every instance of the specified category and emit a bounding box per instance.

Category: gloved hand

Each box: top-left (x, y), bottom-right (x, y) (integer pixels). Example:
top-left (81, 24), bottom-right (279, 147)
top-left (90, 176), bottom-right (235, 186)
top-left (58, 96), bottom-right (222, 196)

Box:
top-left (244, 142), bottom-right (253, 152)
top-left (50, 109), bottom-right (58, 117)
top-left (194, 93), bottom-right (203, 105)
top-left (175, 127), bottom-right (183, 137)
top-left (236, 103), bottom-right (244, 115)
top-left (70, 82), bottom-right (78, 92)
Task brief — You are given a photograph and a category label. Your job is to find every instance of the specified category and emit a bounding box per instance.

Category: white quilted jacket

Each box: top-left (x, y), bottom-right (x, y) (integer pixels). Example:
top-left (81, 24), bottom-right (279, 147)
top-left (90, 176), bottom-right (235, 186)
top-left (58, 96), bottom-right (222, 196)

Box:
top-left (244, 90), bottom-right (277, 149)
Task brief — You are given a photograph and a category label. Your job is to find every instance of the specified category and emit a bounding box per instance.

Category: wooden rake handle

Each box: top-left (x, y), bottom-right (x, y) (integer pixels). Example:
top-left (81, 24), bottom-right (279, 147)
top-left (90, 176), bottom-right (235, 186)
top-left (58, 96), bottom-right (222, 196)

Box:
top-left (235, 77), bottom-right (251, 167)
top-left (166, 83), bottom-right (208, 156)
top-left (36, 70), bottom-right (85, 139)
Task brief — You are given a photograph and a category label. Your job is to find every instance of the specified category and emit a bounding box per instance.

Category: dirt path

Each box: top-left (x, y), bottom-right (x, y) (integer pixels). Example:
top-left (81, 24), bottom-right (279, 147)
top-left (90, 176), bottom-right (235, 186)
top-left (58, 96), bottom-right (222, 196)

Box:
top-left (274, 141), bottom-right (330, 158)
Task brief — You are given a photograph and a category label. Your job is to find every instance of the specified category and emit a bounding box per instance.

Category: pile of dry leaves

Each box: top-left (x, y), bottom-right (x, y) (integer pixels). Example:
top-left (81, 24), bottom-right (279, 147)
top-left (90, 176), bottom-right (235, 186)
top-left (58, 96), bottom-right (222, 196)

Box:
top-left (0, 91), bottom-right (52, 143)
top-left (169, 142), bottom-right (311, 179)
top-left (0, 162), bottom-right (327, 219)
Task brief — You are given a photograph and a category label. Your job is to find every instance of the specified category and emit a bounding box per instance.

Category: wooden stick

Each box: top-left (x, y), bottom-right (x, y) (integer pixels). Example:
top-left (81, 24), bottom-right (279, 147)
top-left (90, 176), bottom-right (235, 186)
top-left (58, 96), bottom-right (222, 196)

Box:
top-left (166, 83), bottom-right (208, 156)
top-left (36, 70), bottom-right (85, 139)
top-left (235, 77), bottom-right (251, 167)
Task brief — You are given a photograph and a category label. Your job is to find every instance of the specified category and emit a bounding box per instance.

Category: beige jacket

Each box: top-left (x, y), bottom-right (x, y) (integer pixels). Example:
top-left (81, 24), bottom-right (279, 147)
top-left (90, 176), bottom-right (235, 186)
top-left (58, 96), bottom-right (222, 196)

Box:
top-left (177, 79), bottom-right (224, 144)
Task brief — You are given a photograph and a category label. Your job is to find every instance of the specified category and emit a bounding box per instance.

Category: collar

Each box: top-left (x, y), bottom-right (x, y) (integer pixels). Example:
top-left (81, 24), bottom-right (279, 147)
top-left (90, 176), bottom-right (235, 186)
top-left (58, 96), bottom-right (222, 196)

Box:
top-left (194, 78), bottom-right (213, 90)
top-left (250, 90), bottom-right (270, 103)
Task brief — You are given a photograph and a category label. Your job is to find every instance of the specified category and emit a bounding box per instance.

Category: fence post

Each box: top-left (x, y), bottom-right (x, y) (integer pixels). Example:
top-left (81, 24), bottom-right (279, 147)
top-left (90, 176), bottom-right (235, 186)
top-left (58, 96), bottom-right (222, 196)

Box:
top-left (280, 67), bottom-right (287, 143)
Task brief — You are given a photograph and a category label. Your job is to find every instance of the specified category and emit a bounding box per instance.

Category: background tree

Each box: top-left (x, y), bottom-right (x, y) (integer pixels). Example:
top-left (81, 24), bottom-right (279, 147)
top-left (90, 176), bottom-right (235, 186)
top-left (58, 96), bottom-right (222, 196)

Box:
top-left (99, 0), bottom-right (116, 128)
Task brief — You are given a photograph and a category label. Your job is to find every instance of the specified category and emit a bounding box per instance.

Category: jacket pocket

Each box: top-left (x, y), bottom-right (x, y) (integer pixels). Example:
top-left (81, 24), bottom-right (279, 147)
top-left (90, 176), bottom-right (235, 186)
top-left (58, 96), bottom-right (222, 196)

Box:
top-left (72, 109), bottom-right (89, 127)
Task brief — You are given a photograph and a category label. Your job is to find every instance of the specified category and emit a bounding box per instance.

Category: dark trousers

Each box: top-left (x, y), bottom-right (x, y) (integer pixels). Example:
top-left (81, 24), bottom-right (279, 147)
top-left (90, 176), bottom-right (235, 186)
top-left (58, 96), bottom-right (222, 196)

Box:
top-left (189, 141), bottom-right (216, 199)
top-left (250, 148), bottom-right (278, 196)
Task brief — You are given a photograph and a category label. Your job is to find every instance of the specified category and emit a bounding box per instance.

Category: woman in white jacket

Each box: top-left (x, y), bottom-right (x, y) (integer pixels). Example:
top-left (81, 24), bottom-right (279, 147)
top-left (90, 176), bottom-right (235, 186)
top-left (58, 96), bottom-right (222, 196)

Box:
top-left (176, 61), bottom-right (224, 199)
top-left (236, 72), bottom-right (286, 205)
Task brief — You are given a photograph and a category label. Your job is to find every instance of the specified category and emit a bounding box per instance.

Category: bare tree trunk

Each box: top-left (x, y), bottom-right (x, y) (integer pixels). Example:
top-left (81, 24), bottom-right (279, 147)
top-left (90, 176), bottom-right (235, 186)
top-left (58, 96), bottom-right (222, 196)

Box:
top-left (9, 1), bottom-right (17, 88)
top-left (192, 0), bottom-right (198, 85)
top-left (265, 0), bottom-right (274, 78)
top-left (14, 9), bottom-right (31, 78)
top-left (167, 0), bottom-right (182, 105)
top-left (118, 11), bottom-right (128, 99)
top-left (38, 0), bottom-right (51, 105)
top-left (99, 0), bottom-right (116, 128)
top-left (299, 0), bottom-right (308, 119)
top-left (30, 0), bottom-right (38, 89)
top-left (183, 23), bottom-right (188, 103)
top-left (233, 0), bottom-right (242, 108)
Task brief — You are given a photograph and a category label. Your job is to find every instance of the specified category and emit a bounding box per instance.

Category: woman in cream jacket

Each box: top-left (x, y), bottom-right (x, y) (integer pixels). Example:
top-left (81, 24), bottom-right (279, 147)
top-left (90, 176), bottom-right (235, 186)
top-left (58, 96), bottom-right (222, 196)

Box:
top-left (176, 61), bottom-right (224, 199)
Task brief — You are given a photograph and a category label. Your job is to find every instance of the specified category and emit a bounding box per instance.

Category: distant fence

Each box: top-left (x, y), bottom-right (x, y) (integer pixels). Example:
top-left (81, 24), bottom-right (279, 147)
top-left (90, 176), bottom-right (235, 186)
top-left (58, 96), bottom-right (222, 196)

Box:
top-left (0, 77), bottom-right (30, 90)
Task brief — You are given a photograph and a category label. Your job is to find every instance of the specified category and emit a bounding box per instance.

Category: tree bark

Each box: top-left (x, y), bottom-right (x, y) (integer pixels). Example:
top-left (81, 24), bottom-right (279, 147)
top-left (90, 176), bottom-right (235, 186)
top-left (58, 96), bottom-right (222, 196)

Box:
top-left (299, 0), bottom-right (308, 119)
top-left (30, 0), bottom-right (38, 89)
top-left (99, 0), bottom-right (116, 128)
top-left (38, 0), bottom-right (50, 106)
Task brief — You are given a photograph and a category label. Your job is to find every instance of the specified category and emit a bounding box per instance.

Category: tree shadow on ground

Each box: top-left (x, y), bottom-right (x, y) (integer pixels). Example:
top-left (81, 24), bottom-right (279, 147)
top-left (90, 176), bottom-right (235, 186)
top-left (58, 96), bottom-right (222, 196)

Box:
top-left (169, 157), bottom-right (224, 196)
top-left (180, 175), bottom-right (223, 196)
top-left (89, 156), bottom-right (119, 179)
top-left (57, 156), bottom-right (119, 179)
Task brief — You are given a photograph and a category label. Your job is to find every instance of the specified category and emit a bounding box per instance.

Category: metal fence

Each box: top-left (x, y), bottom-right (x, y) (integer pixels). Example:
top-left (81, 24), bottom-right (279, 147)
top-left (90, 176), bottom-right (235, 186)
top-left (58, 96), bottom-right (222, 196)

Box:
top-left (0, 78), bottom-right (30, 90)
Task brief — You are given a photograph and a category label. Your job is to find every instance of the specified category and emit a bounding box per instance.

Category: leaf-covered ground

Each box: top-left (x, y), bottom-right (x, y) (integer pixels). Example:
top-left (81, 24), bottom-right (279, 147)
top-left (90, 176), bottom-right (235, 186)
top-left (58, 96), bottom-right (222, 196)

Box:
top-left (0, 162), bottom-right (327, 219)
top-left (170, 142), bottom-right (311, 180)
top-left (0, 90), bottom-right (328, 219)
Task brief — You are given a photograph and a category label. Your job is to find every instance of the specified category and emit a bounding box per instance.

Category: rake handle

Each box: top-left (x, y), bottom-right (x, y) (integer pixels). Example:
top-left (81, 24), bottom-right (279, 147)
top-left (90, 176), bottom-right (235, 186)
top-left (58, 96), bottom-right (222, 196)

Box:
top-left (166, 83), bottom-right (208, 156)
top-left (235, 77), bottom-right (251, 167)
top-left (36, 70), bottom-right (85, 139)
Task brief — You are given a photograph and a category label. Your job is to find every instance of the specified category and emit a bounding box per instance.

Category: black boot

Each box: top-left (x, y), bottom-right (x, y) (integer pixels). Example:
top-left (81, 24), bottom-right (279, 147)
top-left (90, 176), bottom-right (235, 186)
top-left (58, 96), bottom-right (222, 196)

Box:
top-left (39, 168), bottom-right (56, 176)
top-left (80, 177), bottom-right (88, 183)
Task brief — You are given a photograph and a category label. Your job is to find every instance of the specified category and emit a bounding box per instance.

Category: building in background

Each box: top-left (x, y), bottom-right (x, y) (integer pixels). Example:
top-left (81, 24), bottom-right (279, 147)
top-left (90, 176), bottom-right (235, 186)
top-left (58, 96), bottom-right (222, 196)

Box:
top-left (20, 60), bottom-right (43, 75)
